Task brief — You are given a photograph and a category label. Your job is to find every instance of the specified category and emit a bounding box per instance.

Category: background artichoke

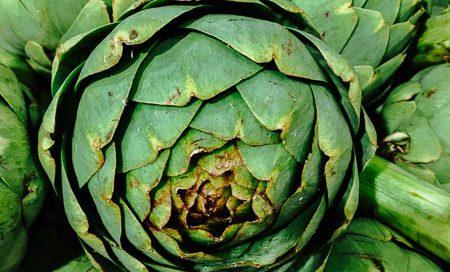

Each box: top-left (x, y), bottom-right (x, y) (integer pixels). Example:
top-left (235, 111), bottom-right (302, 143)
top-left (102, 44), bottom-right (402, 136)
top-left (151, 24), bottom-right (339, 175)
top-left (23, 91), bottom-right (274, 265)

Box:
top-left (292, 0), bottom-right (425, 103)
top-left (0, 64), bottom-right (45, 272)
top-left (325, 218), bottom-right (443, 271)
top-left (411, 8), bottom-right (449, 67)
top-left (0, 0), bottom-right (112, 78)
top-left (38, 1), bottom-right (376, 271)
top-left (380, 63), bottom-right (450, 191)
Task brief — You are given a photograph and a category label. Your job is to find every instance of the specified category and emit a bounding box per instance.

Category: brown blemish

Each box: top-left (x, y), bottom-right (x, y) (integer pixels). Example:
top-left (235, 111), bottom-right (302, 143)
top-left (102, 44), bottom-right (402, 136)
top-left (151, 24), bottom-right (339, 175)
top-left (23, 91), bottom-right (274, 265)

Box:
top-left (101, 193), bottom-right (112, 203)
top-left (409, 191), bottom-right (427, 201)
top-left (129, 177), bottom-right (140, 188)
top-left (424, 89), bottom-right (436, 98)
top-left (153, 190), bottom-right (171, 206)
top-left (129, 30), bottom-right (138, 40)
top-left (167, 88), bottom-right (181, 104)
top-left (281, 39), bottom-right (293, 55)
top-left (191, 137), bottom-right (207, 145)
top-left (287, 92), bottom-right (297, 102)
top-left (92, 138), bottom-right (102, 150)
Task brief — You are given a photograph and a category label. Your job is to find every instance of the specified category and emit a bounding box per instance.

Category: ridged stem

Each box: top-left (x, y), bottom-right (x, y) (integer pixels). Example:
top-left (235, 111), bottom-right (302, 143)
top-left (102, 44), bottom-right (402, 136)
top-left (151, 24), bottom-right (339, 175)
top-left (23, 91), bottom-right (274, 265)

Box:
top-left (360, 155), bottom-right (450, 263)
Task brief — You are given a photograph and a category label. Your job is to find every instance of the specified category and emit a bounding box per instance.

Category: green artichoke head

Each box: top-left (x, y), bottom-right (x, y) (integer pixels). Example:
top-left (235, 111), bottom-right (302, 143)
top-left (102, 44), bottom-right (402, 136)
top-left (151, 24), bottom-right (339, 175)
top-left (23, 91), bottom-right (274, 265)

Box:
top-left (381, 63), bottom-right (450, 191)
top-left (0, 64), bottom-right (46, 271)
top-left (39, 1), bottom-right (376, 271)
top-left (292, 0), bottom-right (426, 103)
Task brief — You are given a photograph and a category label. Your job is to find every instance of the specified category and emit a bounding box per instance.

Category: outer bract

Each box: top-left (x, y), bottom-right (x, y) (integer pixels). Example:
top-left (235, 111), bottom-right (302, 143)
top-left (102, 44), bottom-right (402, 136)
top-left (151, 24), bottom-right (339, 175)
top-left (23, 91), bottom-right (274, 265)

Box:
top-left (325, 218), bottom-right (443, 271)
top-left (39, 1), bottom-right (376, 271)
top-left (411, 8), bottom-right (450, 67)
top-left (381, 63), bottom-right (450, 192)
top-left (292, 0), bottom-right (425, 102)
top-left (0, 64), bottom-right (45, 272)
top-left (53, 255), bottom-right (97, 272)
top-left (0, 0), bottom-right (113, 78)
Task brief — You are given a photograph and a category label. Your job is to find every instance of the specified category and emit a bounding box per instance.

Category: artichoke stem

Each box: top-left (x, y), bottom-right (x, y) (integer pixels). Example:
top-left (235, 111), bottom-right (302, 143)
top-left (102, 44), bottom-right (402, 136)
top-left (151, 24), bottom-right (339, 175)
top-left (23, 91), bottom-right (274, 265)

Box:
top-left (360, 155), bottom-right (450, 263)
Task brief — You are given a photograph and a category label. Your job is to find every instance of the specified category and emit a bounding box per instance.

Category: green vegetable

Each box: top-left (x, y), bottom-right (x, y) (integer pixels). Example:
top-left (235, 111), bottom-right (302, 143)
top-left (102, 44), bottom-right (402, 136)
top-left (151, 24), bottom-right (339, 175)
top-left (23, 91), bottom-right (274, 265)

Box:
top-left (411, 8), bottom-right (450, 67)
top-left (0, 0), bottom-right (112, 77)
top-left (292, 0), bottom-right (425, 102)
top-left (380, 63), bottom-right (450, 191)
top-left (0, 64), bottom-right (45, 272)
top-left (360, 155), bottom-right (450, 263)
top-left (38, 1), bottom-right (376, 271)
top-left (325, 217), bottom-right (443, 271)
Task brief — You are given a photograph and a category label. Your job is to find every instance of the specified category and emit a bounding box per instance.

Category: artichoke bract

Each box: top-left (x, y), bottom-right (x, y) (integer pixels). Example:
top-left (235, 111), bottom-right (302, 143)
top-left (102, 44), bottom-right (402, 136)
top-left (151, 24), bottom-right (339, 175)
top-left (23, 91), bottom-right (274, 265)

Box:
top-left (0, 64), bottom-right (45, 271)
top-left (292, 0), bottom-right (425, 102)
top-left (54, 255), bottom-right (96, 272)
top-left (0, 0), bottom-right (112, 77)
top-left (411, 8), bottom-right (449, 67)
top-left (381, 63), bottom-right (450, 192)
top-left (39, 1), bottom-right (376, 271)
top-left (325, 218), bottom-right (443, 271)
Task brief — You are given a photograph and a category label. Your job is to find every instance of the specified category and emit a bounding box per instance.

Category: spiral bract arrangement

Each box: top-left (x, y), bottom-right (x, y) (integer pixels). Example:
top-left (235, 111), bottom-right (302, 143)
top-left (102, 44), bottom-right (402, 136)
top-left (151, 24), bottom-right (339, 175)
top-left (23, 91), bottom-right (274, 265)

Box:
top-left (39, 1), bottom-right (375, 271)
top-left (293, 0), bottom-right (425, 101)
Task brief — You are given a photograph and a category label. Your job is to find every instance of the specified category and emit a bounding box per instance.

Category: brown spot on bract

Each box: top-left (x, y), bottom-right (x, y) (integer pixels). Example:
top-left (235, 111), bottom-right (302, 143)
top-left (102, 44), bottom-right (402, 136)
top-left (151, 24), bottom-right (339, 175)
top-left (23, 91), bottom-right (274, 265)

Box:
top-left (101, 193), bottom-right (112, 203)
top-left (92, 138), bottom-right (102, 150)
top-left (154, 191), bottom-right (171, 206)
top-left (167, 88), bottom-right (181, 104)
top-left (425, 89), bottom-right (436, 98)
top-left (321, 32), bottom-right (326, 38)
top-left (281, 39), bottom-right (293, 55)
top-left (325, 11), bottom-right (330, 17)
top-left (129, 30), bottom-right (138, 40)
top-left (443, 55), bottom-right (449, 62)
top-left (129, 176), bottom-right (140, 188)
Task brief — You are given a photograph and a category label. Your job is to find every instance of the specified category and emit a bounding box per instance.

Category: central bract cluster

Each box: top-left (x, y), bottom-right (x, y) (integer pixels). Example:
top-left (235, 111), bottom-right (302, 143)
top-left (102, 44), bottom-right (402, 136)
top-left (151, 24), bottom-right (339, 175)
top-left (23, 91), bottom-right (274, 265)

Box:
top-left (39, 1), bottom-right (375, 271)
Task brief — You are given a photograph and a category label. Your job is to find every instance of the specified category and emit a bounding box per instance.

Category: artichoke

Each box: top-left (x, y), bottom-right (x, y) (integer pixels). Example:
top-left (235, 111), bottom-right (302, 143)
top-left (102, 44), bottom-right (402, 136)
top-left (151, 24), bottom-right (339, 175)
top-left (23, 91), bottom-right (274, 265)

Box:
top-left (0, 64), bottom-right (45, 271)
top-left (325, 218), bottom-right (443, 271)
top-left (292, 0), bottom-right (425, 102)
top-left (38, 1), bottom-right (376, 271)
top-left (0, 0), bottom-right (111, 77)
top-left (380, 63), bottom-right (450, 191)
top-left (411, 8), bottom-right (450, 67)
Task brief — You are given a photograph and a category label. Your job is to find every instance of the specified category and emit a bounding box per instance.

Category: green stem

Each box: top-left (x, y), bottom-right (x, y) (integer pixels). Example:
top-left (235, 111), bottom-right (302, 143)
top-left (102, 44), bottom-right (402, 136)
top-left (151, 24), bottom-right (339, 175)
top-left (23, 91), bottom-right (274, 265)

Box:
top-left (360, 155), bottom-right (450, 263)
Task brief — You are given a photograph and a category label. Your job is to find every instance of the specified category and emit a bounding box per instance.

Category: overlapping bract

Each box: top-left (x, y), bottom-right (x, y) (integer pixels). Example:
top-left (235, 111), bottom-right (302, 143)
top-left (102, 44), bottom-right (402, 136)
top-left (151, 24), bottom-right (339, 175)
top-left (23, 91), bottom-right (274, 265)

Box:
top-left (411, 8), bottom-right (449, 67)
top-left (381, 63), bottom-right (450, 192)
top-left (325, 218), bottom-right (443, 271)
top-left (292, 0), bottom-right (425, 102)
top-left (0, 0), bottom-right (115, 79)
top-left (38, 1), bottom-right (376, 271)
top-left (0, 64), bottom-right (45, 272)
